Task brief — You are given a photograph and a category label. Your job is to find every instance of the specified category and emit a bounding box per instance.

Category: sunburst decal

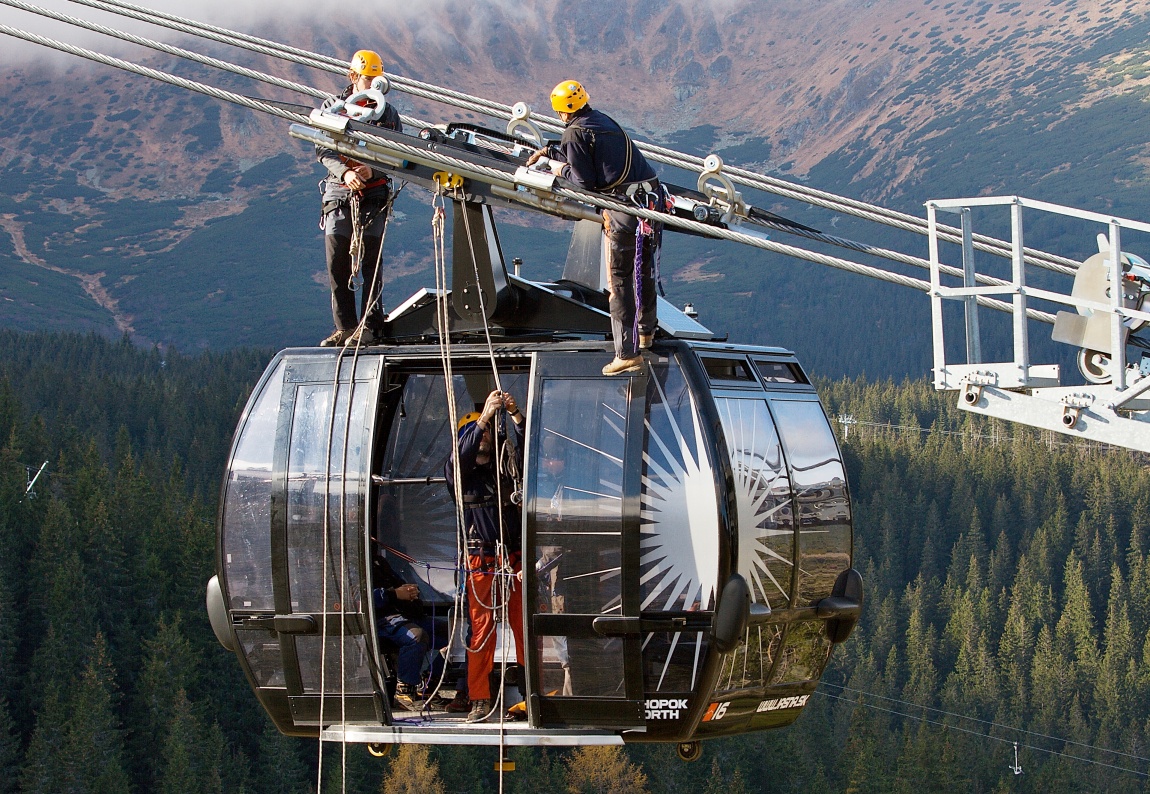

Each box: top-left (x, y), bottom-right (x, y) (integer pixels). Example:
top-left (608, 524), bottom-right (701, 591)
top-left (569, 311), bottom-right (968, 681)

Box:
top-left (714, 398), bottom-right (794, 610)
top-left (639, 374), bottom-right (720, 613)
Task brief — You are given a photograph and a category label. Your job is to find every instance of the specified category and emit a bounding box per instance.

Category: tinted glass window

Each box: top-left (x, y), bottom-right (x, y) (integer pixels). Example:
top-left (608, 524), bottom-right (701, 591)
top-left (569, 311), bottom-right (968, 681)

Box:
top-left (769, 621), bottom-right (833, 685)
top-left (223, 360), bottom-right (285, 612)
top-left (296, 635), bottom-right (374, 694)
top-left (286, 381), bottom-right (371, 614)
top-left (533, 378), bottom-right (628, 698)
top-left (717, 624), bottom-right (785, 692)
top-left (714, 398), bottom-right (794, 611)
top-left (700, 356), bottom-right (757, 385)
top-left (753, 359), bottom-right (807, 385)
top-left (769, 400), bottom-right (851, 607)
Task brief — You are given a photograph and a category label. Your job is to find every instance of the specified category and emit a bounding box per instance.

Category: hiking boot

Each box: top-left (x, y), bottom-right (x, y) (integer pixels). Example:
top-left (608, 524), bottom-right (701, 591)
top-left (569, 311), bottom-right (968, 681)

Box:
top-left (639, 333), bottom-right (654, 350)
top-left (320, 329), bottom-right (351, 347)
top-left (394, 683), bottom-right (425, 711)
top-left (444, 694), bottom-right (471, 714)
top-left (345, 326), bottom-right (379, 347)
top-left (426, 693), bottom-right (452, 710)
top-left (602, 356), bottom-right (643, 376)
top-left (465, 698), bottom-right (492, 723)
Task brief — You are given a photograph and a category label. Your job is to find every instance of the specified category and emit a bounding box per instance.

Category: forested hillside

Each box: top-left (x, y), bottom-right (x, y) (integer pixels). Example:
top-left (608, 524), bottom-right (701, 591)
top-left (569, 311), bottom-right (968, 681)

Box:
top-left (0, 333), bottom-right (1146, 792)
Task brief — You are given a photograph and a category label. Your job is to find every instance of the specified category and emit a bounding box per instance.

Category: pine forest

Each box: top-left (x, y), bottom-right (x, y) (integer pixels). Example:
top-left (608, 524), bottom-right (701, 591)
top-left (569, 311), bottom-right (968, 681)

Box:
top-left (0, 330), bottom-right (1147, 792)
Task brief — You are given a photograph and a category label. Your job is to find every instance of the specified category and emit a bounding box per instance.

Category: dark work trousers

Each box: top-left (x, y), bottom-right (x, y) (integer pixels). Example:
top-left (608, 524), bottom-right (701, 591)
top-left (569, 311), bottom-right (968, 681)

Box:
top-left (604, 206), bottom-right (658, 359)
top-left (323, 202), bottom-right (389, 332)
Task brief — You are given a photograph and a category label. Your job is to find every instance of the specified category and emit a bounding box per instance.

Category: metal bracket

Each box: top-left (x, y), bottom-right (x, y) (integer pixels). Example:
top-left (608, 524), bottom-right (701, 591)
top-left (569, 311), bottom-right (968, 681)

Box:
top-left (960, 371), bottom-right (998, 405)
top-left (697, 154), bottom-right (749, 225)
top-left (433, 171), bottom-right (464, 191)
top-left (962, 382), bottom-right (984, 406)
top-left (1060, 393), bottom-right (1093, 428)
top-left (506, 102), bottom-right (544, 147)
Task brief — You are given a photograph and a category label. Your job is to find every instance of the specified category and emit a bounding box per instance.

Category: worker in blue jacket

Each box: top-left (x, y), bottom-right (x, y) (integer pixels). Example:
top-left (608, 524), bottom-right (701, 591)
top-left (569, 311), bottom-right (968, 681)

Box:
top-left (528, 80), bottom-right (664, 375)
top-left (445, 389), bottom-right (525, 722)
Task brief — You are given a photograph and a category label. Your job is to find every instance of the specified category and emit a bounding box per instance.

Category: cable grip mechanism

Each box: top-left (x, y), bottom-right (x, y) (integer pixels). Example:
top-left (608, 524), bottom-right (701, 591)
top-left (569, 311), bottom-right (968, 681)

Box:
top-left (698, 153), bottom-right (749, 225)
top-left (507, 102), bottom-right (544, 147)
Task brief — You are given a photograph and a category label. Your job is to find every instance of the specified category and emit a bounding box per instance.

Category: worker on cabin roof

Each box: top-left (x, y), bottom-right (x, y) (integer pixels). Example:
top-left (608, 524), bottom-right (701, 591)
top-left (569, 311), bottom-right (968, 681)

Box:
top-left (316, 49), bottom-right (402, 348)
top-left (528, 79), bottom-right (665, 375)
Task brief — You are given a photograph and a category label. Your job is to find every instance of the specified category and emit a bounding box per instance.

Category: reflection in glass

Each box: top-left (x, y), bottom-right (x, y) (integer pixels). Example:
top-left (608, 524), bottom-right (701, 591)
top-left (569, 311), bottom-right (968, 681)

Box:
top-left (532, 378), bottom-right (628, 698)
top-left (715, 398), bottom-right (794, 611)
top-left (237, 629), bottom-right (285, 687)
top-left (286, 381), bottom-right (370, 614)
top-left (717, 624), bottom-right (785, 692)
top-left (769, 621), bottom-right (832, 685)
top-left (770, 400), bottom-right (852, 607)
top-left (296, 635), bottom-right (374, 694)
top-left (223, 360), bottom-right (285, 612)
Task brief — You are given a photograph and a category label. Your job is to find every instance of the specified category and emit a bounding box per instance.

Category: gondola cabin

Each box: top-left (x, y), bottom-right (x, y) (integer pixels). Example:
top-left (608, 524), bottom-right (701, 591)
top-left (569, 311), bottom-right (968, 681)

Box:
top-left (206, 120), bottom-right (862, 755)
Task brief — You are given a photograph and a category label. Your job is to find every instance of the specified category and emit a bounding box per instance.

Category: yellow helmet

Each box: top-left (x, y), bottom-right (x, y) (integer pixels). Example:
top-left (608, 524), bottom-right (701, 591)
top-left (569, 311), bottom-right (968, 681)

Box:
top-left (349, 50), bottom-right (384, 77)
top-left (550, 80), bottom-right (589, 113)
top-left (457, 411), bottom-right (482, 431)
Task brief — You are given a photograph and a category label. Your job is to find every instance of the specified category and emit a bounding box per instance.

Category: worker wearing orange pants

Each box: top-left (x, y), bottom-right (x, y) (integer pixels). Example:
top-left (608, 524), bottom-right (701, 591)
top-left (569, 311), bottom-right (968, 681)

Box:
top-left (466, 552), bottom-right (525, 712)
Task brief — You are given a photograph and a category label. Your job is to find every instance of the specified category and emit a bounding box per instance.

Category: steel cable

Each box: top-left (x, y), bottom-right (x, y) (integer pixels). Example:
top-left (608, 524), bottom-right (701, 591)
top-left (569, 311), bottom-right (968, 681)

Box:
top-left (63, 0), bottom-right (1081, 275)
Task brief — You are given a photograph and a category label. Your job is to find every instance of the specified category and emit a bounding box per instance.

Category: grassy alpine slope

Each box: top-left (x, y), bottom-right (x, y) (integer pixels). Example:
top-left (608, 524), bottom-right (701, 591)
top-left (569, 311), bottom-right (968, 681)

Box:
top-left (2, 1), bottom-right (1150, 378)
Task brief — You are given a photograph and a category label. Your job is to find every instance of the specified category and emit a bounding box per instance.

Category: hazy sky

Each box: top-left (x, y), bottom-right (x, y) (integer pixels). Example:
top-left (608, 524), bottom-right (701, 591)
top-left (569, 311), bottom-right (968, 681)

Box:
top-left (0, 0), bottom-right (412, 64)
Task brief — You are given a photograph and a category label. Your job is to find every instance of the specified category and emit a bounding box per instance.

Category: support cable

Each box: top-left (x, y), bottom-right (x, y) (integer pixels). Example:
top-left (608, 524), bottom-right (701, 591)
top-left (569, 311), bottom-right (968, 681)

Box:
top-left (0, 22), bottom-right (1056, 326)
top-left (9, 2), bottom-right (1038, 293)
top-left (817, 690), bottom-right (1149, 779)
top-left (63, 0), bottom-right (1080, 274)
top-left (822, 682), bottom-right (1150, 764)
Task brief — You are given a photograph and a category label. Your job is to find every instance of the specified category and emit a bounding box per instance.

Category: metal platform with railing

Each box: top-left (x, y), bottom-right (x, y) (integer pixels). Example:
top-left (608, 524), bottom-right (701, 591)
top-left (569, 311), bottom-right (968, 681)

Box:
top-left (927, 196), bottom-right (1150, 452)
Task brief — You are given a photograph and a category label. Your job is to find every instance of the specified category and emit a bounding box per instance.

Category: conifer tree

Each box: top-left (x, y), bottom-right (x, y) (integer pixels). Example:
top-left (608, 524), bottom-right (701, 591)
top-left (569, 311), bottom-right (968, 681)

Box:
top-left (379, 744), bottom-right (445, 794)
top-left (564, 747), bottom-right (648, 794)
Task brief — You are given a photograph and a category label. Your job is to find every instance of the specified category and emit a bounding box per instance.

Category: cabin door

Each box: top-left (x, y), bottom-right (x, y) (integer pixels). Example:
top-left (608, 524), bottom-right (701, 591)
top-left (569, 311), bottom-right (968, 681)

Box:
top-left (526, 360), bottom-right (646, 728)
top-left (274, 358), bottom-right (383, 725)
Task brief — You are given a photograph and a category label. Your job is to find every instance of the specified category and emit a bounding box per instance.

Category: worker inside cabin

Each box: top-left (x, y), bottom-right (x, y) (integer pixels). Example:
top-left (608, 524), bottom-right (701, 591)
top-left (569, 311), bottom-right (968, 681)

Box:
top-left (372, 556), bottom-right (450, 712)
top-left (316, 49), bottom-right (402, 348)
top-left (527, 80), bottom-right (668, 375)
top-left (445, 390), bottom-right (526, 723)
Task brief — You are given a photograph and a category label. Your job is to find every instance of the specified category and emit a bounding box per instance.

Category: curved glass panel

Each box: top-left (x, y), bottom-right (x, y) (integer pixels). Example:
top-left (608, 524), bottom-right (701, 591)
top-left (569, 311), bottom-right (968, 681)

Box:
top-left (714, 397), bottom-right (794, 611)
top-left (286, 380), bottom-right (371, 614)
top-left (769, 400), bottom-right (852, 606)
top-left (236, 628), bottom-right (285, 688)
top-left (717, 623), bottom-right (785, 692)
top-left (635, 356), bottom-right (721, 694)
top-left (222, 360), bottom-right (285, 612)
top-left (769, 621), bottom-right (833, 685)
top-left (533, 377), bottom-right (628, 698)
top-left (640, 356), bottom-right (720, 612)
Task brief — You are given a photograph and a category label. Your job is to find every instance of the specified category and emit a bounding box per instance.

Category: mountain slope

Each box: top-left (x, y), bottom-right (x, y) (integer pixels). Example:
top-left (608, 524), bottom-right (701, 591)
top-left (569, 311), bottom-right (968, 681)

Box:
top-left (1, 0), bottom-right (1149, 376)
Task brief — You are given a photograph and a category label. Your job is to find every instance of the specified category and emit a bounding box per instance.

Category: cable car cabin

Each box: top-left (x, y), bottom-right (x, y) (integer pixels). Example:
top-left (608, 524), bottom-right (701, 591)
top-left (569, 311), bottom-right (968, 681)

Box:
top-left (206, 338), bottom-right (861, 749)
top-left (205, 169), bottom-right (860, 750)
